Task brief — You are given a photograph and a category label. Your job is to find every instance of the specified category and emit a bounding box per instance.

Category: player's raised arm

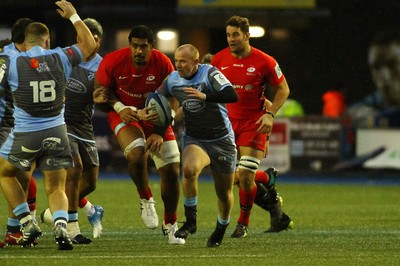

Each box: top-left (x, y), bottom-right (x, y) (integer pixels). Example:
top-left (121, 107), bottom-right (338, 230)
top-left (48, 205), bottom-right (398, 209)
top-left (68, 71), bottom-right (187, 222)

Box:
top-left (55, 0), bottom-right (95, 61)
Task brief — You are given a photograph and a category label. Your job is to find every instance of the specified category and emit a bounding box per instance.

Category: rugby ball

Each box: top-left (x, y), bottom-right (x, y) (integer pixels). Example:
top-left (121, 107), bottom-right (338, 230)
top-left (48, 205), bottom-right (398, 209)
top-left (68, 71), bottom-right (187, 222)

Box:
top-left (145, 92), bottom-right (172, 127)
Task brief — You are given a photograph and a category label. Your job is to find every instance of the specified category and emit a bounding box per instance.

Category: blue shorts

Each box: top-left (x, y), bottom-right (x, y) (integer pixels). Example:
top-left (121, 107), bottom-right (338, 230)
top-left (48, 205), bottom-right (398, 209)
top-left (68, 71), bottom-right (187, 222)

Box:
top-left (183, 133), bottom-right (237, 173)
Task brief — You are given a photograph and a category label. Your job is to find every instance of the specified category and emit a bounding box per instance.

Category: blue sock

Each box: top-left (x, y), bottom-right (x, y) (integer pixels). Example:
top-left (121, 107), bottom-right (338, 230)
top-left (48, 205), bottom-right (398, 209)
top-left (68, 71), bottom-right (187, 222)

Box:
top-left (217, 214), bottom-right (230, 225)
top-left (7, 217), bottom-right (20, 227)
top-left (53, 210), bottom-right (68, 227)
top-left (68, 212), bottom-right (78, 222)
top-left (183, 197), bottom-right (198, 207)
top-left (13, 202), bottom-right (30, 217)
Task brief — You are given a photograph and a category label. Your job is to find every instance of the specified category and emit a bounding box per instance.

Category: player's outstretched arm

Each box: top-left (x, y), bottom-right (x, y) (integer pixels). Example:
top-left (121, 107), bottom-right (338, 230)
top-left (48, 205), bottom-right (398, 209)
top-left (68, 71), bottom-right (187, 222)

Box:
top-left (55, 0), bottom-right (96, 61)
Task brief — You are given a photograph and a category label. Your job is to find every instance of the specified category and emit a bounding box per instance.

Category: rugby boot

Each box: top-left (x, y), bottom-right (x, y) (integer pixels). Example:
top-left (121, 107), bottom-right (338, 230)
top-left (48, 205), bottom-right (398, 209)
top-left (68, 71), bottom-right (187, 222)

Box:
top-left (207, 221), bottom-right (229, 247)
top-left (174, 205), bottom-right (197, 239)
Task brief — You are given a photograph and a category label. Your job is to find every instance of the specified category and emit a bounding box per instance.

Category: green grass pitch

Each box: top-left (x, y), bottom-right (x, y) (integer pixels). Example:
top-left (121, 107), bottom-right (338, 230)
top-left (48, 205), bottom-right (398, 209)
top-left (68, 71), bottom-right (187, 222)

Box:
top-left (1, 176), bottom-right (399, 265)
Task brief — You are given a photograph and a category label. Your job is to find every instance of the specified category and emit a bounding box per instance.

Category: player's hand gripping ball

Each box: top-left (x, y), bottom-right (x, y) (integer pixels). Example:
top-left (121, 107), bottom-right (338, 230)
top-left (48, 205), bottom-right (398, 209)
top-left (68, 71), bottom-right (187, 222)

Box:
top-left (145, 93), bottom-right (172, 127)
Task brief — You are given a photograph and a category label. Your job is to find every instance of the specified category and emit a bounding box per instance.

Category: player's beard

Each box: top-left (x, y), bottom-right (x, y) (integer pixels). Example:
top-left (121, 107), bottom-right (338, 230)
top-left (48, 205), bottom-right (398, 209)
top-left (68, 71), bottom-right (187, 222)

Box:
top-left (229, 44), bottom-right (244, 57)
top-left (134, 55), bottom-right (147, 66)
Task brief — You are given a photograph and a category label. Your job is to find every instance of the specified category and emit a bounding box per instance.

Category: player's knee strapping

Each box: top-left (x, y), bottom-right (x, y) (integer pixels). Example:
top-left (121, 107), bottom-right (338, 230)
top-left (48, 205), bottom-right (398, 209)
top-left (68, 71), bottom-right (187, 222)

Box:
top-left (152, 140), bottom-right (180, 169)
top-left (123, 138), bottom-right (145, 158)
top-left (238, 156), bottom-right (260, 173)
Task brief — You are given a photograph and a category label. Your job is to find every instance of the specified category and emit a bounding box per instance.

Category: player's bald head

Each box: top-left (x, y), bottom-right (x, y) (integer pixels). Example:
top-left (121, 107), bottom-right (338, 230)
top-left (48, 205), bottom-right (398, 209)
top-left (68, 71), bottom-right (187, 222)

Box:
top-left (175, 44), bottom-right (199, 61)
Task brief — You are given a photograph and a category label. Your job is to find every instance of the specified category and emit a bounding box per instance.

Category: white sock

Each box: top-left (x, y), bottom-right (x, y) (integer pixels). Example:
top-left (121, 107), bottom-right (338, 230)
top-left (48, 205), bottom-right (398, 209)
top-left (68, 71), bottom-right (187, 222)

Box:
top-left (30, 210), bottom-right (37, 223)
top-left (82, 201), bottom-right (95, 217)
top-left (67, 221), bottom-right (81, 239)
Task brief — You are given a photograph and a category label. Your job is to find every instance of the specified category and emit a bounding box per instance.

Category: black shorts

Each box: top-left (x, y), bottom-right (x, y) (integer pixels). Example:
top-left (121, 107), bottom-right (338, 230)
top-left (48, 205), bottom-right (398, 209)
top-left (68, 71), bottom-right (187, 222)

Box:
top-left (0, 124), bottom-right (73, 171)
top-left (68, 134), bottom-right (99, 167)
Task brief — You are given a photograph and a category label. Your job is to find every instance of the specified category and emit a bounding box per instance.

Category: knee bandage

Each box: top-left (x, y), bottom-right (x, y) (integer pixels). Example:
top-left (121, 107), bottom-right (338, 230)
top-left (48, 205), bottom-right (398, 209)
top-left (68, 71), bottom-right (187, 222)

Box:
top-left (238, 156), bottom-right (260, 173)
top-left (151, 140), bottom-right (180, 169)
top-left (124, 138), bottom-right (145, 158)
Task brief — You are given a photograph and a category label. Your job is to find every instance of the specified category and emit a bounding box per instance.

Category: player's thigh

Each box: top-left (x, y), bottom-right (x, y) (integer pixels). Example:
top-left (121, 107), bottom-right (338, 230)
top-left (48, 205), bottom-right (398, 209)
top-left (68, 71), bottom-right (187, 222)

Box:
top-left (182, 144), bottom-right (210, 175)
top-left (117, 126), bottom-right (145, 150)
top-left (238, 146), bottom-right (264, 160)
top-left (0, 157), bottom-right (19, 177)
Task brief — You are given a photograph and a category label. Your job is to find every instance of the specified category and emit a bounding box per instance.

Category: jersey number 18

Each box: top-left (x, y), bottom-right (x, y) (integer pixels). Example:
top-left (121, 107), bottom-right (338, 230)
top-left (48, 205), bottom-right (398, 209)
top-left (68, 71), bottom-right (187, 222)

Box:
top-left (30, 80), bottom-right (56, 103)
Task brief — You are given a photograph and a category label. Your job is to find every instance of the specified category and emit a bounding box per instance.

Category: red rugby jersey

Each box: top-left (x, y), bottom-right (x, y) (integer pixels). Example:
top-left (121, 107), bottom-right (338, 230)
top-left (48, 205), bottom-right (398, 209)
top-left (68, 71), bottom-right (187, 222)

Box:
top-left (211, 47), bottom-right (285, 119)
top-left (96, 47), bottom-right (174, 109)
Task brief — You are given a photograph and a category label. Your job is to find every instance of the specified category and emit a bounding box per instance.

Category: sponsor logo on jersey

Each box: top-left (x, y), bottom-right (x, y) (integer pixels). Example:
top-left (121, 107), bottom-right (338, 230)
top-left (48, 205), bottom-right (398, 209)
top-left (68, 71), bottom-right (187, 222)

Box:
top-left (37, 62), bottom-right (50, 72)
top-left (213, 73), bottom-right (230, 86)
top-left (182, 99), bottom-right (205, 112)
top-left (118, 75), bottom-right (129, 80)
top-left (67, 78), bottom-right (86, 93)
top-left (118, 87), bottom-right (146, 98)
top-left (233, 84), bottom-right (244, 89)
top-left (245, 84), bottom-right (253, 91)
top-left (275, 63), bottom-right (283, 79)
top-left (247, 67), bottom-right (256, 73)
top-left (30, 58), bottom-right (50, 73)
top-left (233, 64), bottom-right (244, 67)
top-left (221, 66), bottom-right (229, 70)
top-left (88, 72), bottom-right (95, 81)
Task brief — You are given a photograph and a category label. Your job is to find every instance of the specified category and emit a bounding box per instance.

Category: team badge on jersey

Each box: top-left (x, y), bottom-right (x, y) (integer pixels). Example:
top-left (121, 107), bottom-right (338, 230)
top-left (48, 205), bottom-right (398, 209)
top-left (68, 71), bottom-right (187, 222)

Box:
top-left (30, 58), bottom-right (39, 69)
top-left (146, 75), bottom-right (155, 81)
top-left (65, 48), bottom-right (74, 56)
top-left (146, 74), bottom-right (156, 84)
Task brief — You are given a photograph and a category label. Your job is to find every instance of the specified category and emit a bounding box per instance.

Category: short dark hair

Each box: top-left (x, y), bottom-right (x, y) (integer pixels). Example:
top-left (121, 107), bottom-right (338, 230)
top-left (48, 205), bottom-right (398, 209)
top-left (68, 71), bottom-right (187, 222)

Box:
top-left (0, 38), bottom-right (12, 49)
top-left (11, 18), bottom-right (35, 43)
top-left (24, 22), bottom-right (50, 45)
top-left (128, 25), bottom-right (154, 44)
top-left (84, 18), bottom-right (103, 38)
top-left (226, 16), bottom-right (250, 33)
top-left (201, 53), bottom-right (213, 64)
top-left (371, 29), bottom-right (400, 47)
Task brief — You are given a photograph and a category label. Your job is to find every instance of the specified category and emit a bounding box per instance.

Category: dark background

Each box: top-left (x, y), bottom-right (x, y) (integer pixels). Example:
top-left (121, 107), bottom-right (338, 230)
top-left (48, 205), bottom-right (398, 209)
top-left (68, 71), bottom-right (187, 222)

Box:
top-left (1, 0), bottom-right (399, 114)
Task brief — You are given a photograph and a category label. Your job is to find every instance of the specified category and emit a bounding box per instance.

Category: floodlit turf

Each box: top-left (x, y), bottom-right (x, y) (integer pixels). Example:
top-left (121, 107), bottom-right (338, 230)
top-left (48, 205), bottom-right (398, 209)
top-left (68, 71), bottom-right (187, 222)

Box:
top-left (0, 176), bottom-right (399, 265)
